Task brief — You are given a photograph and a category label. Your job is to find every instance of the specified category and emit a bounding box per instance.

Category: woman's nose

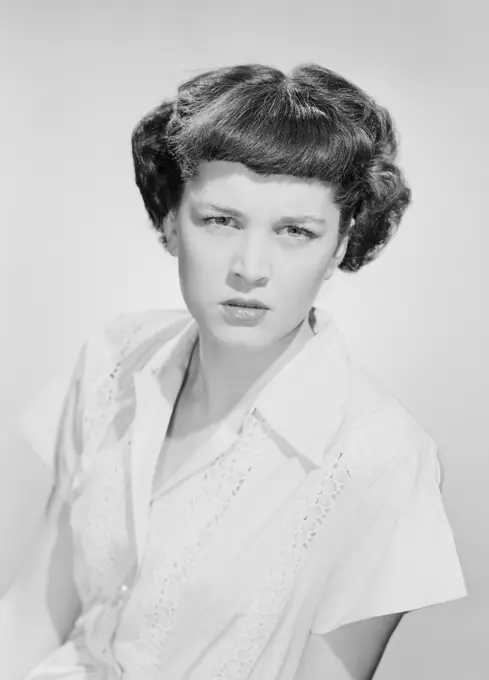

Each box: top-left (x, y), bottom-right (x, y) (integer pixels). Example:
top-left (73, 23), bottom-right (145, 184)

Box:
top-left (230, 233), bottom-right (271, 284)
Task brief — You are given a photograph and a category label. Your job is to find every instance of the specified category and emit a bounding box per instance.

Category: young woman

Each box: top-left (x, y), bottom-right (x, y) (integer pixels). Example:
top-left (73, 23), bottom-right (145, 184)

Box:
top-left (9, 63), bottom-right (467, 679)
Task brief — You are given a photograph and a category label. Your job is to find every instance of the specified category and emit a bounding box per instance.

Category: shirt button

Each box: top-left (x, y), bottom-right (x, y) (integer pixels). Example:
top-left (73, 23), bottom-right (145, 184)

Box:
top-left (114, 583), bottom-right (130, 606)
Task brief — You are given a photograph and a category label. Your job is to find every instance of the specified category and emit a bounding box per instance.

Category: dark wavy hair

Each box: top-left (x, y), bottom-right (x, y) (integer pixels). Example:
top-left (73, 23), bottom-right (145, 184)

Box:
top-left (131, 63), bottom-right (411, 272)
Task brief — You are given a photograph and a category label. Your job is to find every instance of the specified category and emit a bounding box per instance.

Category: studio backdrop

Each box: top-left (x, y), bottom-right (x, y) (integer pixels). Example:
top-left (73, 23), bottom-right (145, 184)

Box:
top-left (1, 1), bottom-right (487, 679)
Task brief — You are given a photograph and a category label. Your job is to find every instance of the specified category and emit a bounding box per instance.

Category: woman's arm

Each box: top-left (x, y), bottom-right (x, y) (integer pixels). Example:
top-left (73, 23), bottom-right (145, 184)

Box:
top-left (297, 612), bottom-right (404, 680)
top-left (0, 489), bottom-right (82, 680)
top-left (1, 331), bottom-right (94, 678)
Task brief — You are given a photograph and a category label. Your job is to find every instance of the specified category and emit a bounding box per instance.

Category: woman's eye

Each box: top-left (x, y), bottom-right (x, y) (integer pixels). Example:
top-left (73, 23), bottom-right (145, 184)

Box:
top-left (282, 225), bottom-right (317, 240)
top-left (202, 215), bottom-right (234, 227)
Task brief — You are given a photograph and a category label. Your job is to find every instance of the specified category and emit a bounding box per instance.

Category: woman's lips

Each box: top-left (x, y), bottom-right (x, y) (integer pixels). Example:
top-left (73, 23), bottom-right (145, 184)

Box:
top-left (221, 304), bottom-right (269, 324)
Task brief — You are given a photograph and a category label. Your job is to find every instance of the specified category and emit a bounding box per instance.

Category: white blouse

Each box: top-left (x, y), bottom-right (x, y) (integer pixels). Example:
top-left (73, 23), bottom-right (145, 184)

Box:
top-left (23, 305), bottom-right (467, 680)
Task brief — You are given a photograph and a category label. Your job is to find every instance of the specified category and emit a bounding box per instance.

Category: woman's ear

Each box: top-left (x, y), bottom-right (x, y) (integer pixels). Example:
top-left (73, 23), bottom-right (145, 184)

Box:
top-left (334, 234), bottom-right (349, 266)
top-left (323, 233), bottom-right (350, 280)
top-left (163, 211), bottom-right (179, 257)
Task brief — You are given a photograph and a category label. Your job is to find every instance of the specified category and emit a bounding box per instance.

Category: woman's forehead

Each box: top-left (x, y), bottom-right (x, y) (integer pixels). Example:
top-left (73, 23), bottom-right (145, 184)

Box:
top-left (185, 160), bottom-right (337, 214)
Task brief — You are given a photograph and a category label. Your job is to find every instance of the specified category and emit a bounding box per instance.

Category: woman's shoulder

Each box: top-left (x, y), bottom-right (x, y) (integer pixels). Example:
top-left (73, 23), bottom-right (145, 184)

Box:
top-left (101, 307), bottom-right (191, 345)
top-left (340, 365), bottom-right (437, 476)
top-left (86, 307), bottom-right (191, 362)
top-left (77, 307), bottom-right (192, 399)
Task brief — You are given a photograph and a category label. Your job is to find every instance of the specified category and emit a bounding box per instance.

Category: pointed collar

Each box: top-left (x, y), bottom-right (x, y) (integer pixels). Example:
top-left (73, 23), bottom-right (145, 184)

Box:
top-left (137, 306), bottom-right (352, 469)
top-left (253, 308), bottom-right (352, 467)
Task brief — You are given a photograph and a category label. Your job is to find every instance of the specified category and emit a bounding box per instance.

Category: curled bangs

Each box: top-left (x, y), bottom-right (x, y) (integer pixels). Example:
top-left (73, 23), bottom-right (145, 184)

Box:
top-left (167, 76), bottom-right (369, 193)
top-left (133, 64), bottom-right (409, 271)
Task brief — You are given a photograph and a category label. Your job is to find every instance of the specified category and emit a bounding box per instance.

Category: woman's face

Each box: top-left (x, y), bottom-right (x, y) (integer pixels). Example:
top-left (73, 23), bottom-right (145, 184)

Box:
top-left (164, 161), bottom-right (347, 349)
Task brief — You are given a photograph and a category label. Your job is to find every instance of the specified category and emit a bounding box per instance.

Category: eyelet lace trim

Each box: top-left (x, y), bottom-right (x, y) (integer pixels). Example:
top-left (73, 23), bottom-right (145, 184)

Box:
top-left (73, 431), bottom-right (132, 602)
top-left (121, 412), bottom-right (267, 675)
top-left (212, 452), bottom-right (352, 680)
top-left (81, 318), bottom-right (146, 450)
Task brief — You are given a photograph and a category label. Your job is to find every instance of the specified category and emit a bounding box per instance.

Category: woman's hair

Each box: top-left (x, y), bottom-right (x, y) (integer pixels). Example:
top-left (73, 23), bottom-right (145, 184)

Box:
top-left (132, 63), bottom-right (411, 272)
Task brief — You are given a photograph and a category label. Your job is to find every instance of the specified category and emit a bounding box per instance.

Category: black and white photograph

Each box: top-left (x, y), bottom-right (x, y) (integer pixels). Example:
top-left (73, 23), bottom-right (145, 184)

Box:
top-left (1, 1), bottom-right (486, 679)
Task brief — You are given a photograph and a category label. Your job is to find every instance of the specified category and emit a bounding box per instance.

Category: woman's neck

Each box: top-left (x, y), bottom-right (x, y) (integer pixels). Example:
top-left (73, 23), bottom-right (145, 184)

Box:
top-left (182, 313), bottom-right (315, 425)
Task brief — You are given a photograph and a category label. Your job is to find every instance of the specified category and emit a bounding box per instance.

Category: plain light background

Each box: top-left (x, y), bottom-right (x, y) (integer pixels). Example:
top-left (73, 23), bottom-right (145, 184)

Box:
top-left (1, 0), bottom-right (487, 678)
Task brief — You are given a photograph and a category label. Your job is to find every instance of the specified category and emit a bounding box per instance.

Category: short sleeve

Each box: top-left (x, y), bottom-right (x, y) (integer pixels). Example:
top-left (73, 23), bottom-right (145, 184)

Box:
top-left (20, 338), bottom-right (89, 510)
top-left (311, 412), bottom-right (468, 635)
top-left (19, 309), bottom-right (161, 509)
top-left (50, 341), bottom-right (89, 506)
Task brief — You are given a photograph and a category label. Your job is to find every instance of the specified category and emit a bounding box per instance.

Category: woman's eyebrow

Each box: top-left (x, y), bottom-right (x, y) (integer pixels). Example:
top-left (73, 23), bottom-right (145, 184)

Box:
top-left (199, 203), bottom-right (327, 226)
top-left (200, 202), bottom-right (244, 218)
top-left (279, 215), bottom-right (327, 226)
